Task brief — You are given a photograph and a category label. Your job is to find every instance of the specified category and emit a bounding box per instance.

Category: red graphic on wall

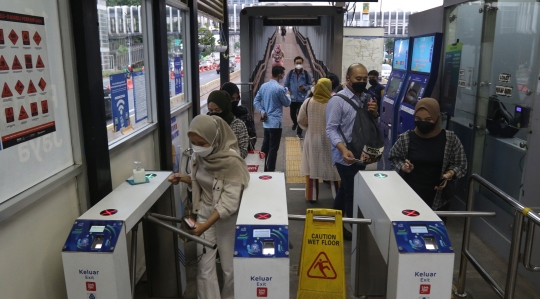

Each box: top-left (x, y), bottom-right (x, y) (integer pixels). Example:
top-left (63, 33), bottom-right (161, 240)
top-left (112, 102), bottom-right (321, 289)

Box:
top-left (41, 100), bottom-right (49, 114)
top-left (256, 287), bottom-right (268, 297)
top-left (22, 30), bottom-right (30, 45)
top-left (30, 102), bottom-right (38, 116)
top-left (38, 78), bottom-right (46, 91)
top-left (27, 80), bottom-right (37, 94)
top-left (36, 55), bottom-right (45, 68)
top-left (0, 56), bottom-right (8, 71)
top-left (8, 29), bottom-right (18, 45)
top-left (86, 281), bottom-right (97, 292)
top-left (5, 107), bottom-right (14, 123)
top-left (0, 29), bottom-right (4, 45)
top-left (259, 175), bottom-right (273, 180)
top-left (24, 54), bottom-right (32, 69)
top-left (2, 83), bottom-right (13, 98)
top-left (33, 31), bottom-right (41, 45)
top-left (100, 209), bottom-right (118, 216)
top-left (18, 105), bottom-right (28, 120)
top-left (307, 252), bottom-right (337, 279)
top-left (12, 55), bottom-right (22, 70)
top-left (419, 284), bottom-right (431, 294)
top-left (402, 209), bottom-right (420, 217)
top-left (14, 80), bottom-right (24, 95)
top-left (254, 213), bottom-right (272, 220)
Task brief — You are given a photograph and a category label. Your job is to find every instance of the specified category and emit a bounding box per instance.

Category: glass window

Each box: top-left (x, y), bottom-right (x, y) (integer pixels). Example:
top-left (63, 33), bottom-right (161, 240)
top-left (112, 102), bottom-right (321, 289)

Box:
top-left (169, 6), bottom-right (188, 110)
top-left (98, 0), bottom-right (150, 143)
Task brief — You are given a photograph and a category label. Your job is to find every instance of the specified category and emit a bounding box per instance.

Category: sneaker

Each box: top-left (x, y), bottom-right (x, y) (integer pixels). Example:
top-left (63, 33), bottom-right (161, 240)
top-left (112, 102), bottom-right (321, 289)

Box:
top-left (292, 124), bottom-right (297, 131)
top-left (297, 133), bottom-right (303, 139)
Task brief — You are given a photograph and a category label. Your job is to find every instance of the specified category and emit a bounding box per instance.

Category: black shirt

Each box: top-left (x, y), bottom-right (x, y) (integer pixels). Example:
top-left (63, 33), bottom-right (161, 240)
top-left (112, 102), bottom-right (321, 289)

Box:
top-left (403, 130), bottom-right (446, 206)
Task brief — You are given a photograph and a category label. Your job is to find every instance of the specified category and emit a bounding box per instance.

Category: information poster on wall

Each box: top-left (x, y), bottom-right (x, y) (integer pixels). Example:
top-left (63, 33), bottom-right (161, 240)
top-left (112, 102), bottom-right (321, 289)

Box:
top-left (440, 42), bottom-right (462, 117)
top-left (342, 27), bottom-right (385, 80)
top-left (174, 57), bottom-right (182, 95)
top-left (0, 10), bottom-right (55, 149)
top-left (110, 73), bottom-right (132, 133)
top-left (132, 71), bottom-right (147, 123)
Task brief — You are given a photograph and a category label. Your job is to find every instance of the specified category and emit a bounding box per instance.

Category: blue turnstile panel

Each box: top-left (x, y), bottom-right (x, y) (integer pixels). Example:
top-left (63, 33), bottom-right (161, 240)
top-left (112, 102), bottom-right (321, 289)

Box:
top-left (392, 221), bottom-right (453, 253)
top-left (63, 220), bottom-right (123, 252)
top-left (234, 225), bottom-right (289, 258)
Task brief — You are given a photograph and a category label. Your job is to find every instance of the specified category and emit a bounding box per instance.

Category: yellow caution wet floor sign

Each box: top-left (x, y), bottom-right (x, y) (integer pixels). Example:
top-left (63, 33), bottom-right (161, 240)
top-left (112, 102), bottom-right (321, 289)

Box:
top-left (297, 209), bottom-right (346, 299)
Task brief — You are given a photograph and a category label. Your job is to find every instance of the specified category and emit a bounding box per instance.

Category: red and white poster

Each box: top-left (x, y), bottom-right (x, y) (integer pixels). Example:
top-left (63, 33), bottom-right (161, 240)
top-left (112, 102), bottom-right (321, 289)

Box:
top-left (0, 10), bottom-right (55, 150)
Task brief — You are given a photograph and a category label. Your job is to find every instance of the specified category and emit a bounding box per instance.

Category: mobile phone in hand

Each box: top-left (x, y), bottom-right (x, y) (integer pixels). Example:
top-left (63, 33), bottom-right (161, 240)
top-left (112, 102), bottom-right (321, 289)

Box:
top-left (438, 178), bottom-right (447, 187)
top-left (183, 217), bottom-right (196, 229)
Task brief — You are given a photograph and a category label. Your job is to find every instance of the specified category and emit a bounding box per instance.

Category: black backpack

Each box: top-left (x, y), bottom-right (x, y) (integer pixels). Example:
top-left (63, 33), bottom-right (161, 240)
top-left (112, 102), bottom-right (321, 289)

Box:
top-left (334, 94), bottom-right (384, 164)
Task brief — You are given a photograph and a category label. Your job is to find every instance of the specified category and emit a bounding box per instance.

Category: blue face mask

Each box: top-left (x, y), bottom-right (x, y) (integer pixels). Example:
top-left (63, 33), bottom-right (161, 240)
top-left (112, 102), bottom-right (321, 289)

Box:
top-left (278, 76), bottom-right (285, 83)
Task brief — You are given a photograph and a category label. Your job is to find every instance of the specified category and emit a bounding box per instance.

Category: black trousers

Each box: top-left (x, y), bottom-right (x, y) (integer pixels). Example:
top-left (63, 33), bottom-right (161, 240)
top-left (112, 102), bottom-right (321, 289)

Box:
top-left (289, 102), bottom-right (303, 134)
top-left (261, 128), bottom-right (282, 172)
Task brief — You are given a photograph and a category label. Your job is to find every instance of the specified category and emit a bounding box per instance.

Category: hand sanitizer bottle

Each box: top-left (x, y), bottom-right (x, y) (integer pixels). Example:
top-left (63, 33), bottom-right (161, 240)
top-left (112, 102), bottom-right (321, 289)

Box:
top-left (133, 161), bottom-right (146, 184)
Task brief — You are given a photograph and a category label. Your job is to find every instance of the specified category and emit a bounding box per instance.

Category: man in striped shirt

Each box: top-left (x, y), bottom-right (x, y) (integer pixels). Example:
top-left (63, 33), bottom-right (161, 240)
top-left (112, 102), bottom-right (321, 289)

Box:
top-left (326, 63), bottom-right (378, 238)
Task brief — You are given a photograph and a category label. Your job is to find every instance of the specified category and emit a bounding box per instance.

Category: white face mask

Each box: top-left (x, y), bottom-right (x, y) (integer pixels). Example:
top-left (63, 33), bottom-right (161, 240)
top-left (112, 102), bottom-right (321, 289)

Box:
top-left (311, 86), bottom-right (315, 93)
top-left (192, 145), bottom-right (213, 157)
top-left (192, 126), bottom-right (218, 158)
top-left (295, 64), bottom-right (303, 70)
top-left (278, 75), bottom-right (285, 83)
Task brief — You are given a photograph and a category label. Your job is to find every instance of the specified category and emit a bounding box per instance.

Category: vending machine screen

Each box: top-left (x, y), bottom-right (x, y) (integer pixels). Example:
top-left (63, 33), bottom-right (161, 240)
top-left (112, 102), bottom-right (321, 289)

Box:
top-left (392, 38), bottom-right (410, 71)
top-left (411, 36), bottom-right (435, 73)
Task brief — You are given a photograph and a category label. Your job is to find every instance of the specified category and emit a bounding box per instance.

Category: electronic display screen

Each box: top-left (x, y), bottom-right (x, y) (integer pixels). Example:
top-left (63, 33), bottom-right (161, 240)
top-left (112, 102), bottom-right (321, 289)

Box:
top-left (423, 236), bottom-right (438, 250)
top-left (392, 38), bottom-right (409, 71)
top-left (410, 225), bottom-right (428, 234)
top-left (411, 36), bottom-right (435, 73)
top-left (253, 229), bottom-right (271, 238)
top-left (386, 77), bottom-right (403, 98)
top-left (262, 240), bottom-right (275, 255)
top-left (90, 226), bottom-right (105, 233)
top-left (402, 81), bottom-right (423, 107)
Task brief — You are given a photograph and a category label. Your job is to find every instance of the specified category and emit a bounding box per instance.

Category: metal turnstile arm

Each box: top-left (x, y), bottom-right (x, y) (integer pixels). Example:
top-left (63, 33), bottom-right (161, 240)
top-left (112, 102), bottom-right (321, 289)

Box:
top-left (145, 215), bottom-right (217, 249)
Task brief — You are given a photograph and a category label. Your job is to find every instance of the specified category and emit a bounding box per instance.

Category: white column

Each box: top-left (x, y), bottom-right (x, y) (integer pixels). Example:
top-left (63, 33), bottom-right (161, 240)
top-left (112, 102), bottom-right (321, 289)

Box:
top-left (402, 11), bottom-right (406, 36)
top-left (387, 11), bottom-right (390, 34)
top-left (234, 4), bottom-right (237, 31)
top-left (394, 10), bottom-right (398, 35)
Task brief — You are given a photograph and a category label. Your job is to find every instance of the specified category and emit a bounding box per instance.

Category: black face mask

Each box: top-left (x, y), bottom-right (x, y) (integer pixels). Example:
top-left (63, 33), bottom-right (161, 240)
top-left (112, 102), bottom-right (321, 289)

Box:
top-left (415, 121), bottom-right (436, 134)
top-left (369, 79), bottom-right (378, 86)
top-left (208, 111), bottom-right (226, 119)
top-left (351, 81), bottom-right (367, 94)
top-left (231, 101), bottom-right (240, 108)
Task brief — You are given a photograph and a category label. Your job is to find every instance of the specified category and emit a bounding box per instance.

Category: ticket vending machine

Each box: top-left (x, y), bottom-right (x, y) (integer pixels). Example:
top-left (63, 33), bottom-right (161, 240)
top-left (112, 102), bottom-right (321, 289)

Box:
top-left (379, 37), bottom-right (412, 170)
top-left (234, 173), bottom-right (289, 299)
top-left (396, 33), bottom-right (443, 137)
top-left (351, 171), bottom-right (454, 299)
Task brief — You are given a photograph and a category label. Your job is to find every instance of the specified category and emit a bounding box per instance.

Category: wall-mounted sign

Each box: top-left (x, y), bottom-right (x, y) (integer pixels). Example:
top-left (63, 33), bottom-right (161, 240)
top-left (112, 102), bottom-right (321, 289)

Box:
top-left (0, 10), bottom-right (56, 150)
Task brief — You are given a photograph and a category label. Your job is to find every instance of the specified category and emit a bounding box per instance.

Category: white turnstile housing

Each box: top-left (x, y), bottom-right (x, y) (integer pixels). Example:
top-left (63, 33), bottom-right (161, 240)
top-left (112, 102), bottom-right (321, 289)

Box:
top-left (352, 171), bottom-right (454, 299)
top-left (234, 173), bottom-right (289, 299)
top-left (62, 171), bottom-right (172, 299)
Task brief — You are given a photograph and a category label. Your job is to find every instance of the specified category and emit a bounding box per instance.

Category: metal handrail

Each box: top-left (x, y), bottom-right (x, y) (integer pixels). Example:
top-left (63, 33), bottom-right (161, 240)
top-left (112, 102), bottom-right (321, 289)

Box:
top-left (251, 29), bottom-right (278, 96)
top-left (455, 173), bottom-right (540, 299)
top-left (288, 214), bottom-right (372, 224)
top-left (292, 27), bottom-right (326, 80)
top-left (523, 216), bottom-right (540, 271)
top-left (145, 214), bottom-right (217, 249)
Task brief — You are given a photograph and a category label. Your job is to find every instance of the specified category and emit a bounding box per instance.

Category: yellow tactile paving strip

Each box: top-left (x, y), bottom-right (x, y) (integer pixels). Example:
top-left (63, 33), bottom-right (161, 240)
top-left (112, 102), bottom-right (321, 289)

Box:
top-left (285, 137), bottom-right (305, 183)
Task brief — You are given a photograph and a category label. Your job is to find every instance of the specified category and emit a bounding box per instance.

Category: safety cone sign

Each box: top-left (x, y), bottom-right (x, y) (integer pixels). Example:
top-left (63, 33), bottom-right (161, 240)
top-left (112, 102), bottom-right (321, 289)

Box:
top-left (297, 209), bottom-right (346, 299)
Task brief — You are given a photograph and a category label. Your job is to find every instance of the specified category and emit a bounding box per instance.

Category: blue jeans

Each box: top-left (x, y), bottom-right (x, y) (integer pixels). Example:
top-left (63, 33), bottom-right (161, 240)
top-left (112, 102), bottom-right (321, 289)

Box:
top-left (333, 163), bottom-right (366, 218)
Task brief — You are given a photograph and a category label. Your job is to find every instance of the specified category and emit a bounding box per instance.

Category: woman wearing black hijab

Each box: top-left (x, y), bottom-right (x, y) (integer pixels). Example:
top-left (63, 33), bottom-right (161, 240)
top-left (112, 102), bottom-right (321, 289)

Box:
top-left (207, 90), bottom-right (249, 158)
top-left (221, 82), bottom-right (257, 150)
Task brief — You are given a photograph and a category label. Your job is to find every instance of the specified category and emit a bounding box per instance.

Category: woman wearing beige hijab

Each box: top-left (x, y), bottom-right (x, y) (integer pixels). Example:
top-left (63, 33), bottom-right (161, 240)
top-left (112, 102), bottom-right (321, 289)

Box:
top-left (389, 98), bottom-right (467, 212)
top-left (297, 78), bottom-right (340, 201)
top-left (169, 115), bottom-right (249, 299)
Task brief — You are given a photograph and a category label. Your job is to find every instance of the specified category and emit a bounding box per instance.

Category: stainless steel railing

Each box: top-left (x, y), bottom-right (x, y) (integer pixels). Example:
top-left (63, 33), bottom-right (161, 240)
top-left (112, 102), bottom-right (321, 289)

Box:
top-left (455, 174), bottom-right (540, 299)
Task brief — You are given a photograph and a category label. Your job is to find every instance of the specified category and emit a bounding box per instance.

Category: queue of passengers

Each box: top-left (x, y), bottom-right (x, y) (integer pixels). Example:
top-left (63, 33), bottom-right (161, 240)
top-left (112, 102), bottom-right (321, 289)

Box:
top-left (167, 61), bottom-right (467, 299)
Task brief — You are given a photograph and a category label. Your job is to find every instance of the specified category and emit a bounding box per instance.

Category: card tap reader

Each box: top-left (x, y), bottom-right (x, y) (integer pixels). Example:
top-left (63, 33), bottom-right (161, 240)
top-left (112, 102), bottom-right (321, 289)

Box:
top-left (234, 173), bottom-right (289, 299)
top-left (351, 171), bottom-right (454, 299)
